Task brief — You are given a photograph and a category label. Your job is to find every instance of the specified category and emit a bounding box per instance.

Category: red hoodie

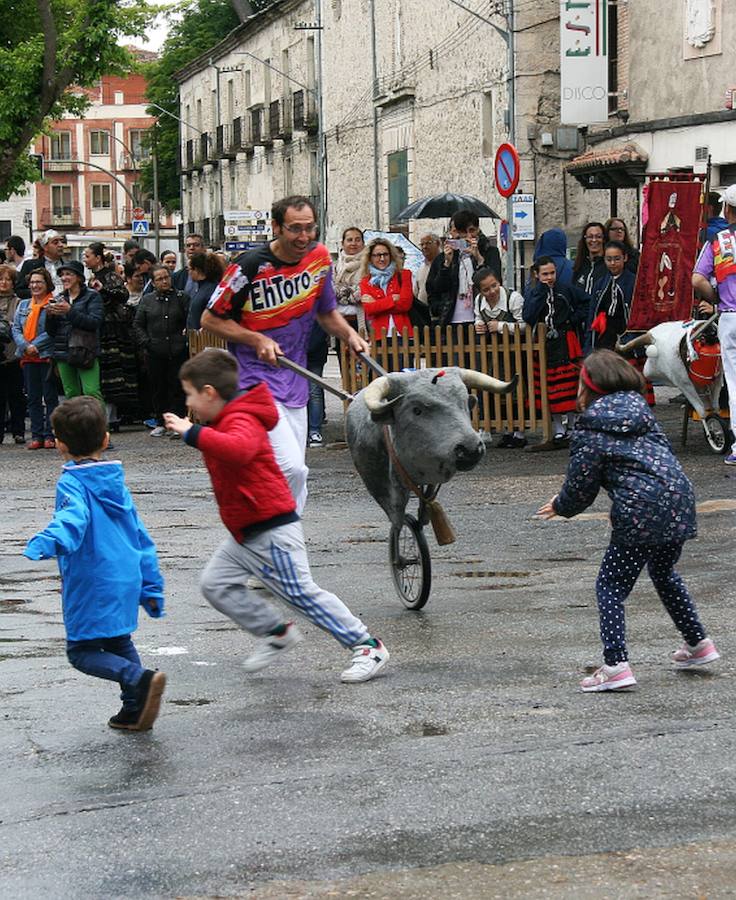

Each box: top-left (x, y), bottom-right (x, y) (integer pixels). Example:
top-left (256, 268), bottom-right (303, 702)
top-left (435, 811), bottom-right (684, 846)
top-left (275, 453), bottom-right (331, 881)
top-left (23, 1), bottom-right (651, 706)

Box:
top-left (184, 383), bottom-right (297, 540)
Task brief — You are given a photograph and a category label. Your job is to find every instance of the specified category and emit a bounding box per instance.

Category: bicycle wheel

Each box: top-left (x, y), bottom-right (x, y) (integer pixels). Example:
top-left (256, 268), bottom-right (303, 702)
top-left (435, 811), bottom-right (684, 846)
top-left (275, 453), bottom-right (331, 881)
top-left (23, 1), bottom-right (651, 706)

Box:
top-left (704, 414), bottom-right (729, 455)
top-left (389, 513), bottom-right (432, 610)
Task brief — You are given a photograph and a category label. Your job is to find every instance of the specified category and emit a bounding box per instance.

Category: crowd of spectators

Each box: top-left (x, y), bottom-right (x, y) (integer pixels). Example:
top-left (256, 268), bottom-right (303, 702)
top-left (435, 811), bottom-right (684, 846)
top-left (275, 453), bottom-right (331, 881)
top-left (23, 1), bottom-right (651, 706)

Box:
top-left (4, 190), bottom-right (725, 454)
top-left (0, 231), bottom-right (227, 448)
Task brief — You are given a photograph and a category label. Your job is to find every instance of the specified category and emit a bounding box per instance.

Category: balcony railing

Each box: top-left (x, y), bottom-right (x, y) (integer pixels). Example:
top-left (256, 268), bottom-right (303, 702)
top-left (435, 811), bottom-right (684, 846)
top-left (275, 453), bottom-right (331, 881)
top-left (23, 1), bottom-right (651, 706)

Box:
top-left (41, 207), bottom-right (80, 227)
top-left (292, 90), bottom-right (318, 134)
top-left (44, 158), bottom-right (78, 173)
top-left (250, 108), bottom-right (263, 146)
top-left (216, 123), bottom-right (239, 160)
top-left (195, 133), bottom-right (209, 167)
top-left (269, 98), bottom-right (293, 141)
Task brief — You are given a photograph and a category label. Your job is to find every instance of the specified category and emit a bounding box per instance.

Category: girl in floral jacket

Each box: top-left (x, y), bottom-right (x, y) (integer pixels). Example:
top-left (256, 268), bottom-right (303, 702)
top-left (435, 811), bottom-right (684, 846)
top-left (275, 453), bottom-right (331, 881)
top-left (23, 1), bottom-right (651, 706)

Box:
top-left (537, 349), bottom-right (719, 692)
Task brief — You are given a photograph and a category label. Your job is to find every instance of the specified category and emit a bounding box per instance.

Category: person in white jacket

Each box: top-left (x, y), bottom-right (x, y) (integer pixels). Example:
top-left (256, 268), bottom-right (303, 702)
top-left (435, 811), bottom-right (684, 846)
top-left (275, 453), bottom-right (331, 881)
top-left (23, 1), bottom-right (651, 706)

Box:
top-left (472, 267), bottom-right (527, 448)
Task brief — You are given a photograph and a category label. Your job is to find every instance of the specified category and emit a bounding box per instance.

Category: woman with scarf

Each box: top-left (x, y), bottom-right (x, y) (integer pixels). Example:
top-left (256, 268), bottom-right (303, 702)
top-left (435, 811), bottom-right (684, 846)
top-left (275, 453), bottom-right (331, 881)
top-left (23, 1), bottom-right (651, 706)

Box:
top-left (523, 256), bottom-right (590, 451)
top-left (335, 228), bottom-right (366, 333)
top-left (358, 238), bottom-right (413, 354)
top-left (572, 221), bottom-right (608, 296)
top-left (11, 268), bottom-right (58, 449)
top-left (84, 242), bottom-right (137, 431)
top-left (0, 264), bottom-right (26, 444)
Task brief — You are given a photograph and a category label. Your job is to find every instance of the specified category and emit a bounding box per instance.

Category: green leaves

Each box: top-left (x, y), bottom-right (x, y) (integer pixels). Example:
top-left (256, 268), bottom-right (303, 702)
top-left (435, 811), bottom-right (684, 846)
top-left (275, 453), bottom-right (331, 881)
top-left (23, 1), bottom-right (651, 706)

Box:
top-left (0, 0), bottom-right (152, 200)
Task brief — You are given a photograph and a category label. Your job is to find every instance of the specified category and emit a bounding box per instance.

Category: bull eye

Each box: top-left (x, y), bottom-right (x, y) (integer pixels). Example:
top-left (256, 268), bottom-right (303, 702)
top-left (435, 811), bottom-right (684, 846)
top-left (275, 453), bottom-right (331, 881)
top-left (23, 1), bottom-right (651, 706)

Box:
top-left (412, 405), bottom-right (422, 416)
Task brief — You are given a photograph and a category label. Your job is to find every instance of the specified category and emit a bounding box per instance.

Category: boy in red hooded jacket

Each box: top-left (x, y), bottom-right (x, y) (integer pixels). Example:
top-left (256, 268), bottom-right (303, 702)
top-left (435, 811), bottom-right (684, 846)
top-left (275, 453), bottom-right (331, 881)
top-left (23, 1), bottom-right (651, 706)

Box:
top-left (164, 349), bottom-right (389, 683)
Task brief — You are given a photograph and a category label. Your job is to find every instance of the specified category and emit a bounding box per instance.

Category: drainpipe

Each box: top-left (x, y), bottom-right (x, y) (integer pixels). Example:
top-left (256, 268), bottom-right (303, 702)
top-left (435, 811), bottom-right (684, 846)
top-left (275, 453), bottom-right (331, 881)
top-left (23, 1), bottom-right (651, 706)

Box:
top-left (369, 0), bottom-right (380, 228)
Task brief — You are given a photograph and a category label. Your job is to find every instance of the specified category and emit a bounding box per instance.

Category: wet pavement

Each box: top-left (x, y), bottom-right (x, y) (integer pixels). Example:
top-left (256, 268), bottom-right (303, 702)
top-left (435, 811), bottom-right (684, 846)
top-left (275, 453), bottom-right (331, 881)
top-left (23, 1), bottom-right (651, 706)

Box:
top-left (1, 378), bottom-right (735, 898)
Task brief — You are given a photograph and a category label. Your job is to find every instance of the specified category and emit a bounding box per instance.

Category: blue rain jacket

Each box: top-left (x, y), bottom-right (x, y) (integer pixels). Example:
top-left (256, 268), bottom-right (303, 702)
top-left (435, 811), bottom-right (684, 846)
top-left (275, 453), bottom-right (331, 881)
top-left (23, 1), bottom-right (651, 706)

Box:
top-left (24, 459), bottom-right (164, 641)
top-left (553, 391), bottom-right (697, 546)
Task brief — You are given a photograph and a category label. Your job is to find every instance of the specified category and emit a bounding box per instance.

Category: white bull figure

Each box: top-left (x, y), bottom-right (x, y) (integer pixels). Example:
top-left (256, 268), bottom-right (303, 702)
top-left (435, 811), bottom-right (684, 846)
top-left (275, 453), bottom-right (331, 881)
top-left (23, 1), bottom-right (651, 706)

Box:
top-left (616, 319), bottom-right (723, 417)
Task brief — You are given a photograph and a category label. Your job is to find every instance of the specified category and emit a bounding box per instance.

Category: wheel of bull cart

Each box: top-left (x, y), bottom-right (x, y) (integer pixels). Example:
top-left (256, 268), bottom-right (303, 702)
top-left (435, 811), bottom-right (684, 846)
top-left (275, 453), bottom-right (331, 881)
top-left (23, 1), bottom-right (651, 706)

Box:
top-left (703, 414), bottom-right (730, 455)
top-left (389, 513), bottom-right (431, 610)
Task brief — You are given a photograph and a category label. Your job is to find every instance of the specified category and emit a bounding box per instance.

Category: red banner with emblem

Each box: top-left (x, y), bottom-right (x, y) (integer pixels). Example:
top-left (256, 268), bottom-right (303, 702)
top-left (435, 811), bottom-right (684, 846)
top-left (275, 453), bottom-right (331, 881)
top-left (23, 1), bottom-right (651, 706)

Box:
top-left (628, 180), bottom-right (702, 330)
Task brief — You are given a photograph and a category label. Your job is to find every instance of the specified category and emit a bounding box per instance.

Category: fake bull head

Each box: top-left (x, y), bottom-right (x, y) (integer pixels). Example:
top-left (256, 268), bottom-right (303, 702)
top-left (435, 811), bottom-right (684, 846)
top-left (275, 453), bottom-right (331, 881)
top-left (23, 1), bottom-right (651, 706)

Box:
top-left (345, 367), bottom-right (517, 528)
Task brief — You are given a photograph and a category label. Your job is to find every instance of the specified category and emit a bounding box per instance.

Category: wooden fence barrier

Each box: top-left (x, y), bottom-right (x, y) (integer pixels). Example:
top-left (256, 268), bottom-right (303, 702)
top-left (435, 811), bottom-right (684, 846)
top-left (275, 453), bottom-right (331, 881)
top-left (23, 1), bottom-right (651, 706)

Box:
top-left (340, 325), bottom-right (553, 441)
top-left (188, 324), bottom-right (553, 441)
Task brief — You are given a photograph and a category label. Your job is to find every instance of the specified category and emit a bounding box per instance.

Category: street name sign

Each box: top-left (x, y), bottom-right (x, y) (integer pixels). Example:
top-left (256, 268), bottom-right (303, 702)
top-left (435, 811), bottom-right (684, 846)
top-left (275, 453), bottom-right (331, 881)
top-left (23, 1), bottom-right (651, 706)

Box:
top-left (511, 194), bottom-right (535, 241)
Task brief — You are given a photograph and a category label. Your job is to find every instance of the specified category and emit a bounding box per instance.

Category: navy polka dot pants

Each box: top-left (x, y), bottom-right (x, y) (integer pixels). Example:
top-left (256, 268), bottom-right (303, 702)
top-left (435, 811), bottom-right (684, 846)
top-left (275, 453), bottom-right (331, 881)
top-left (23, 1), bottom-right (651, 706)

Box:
top-left (595, 541), bottom-right (706, 666)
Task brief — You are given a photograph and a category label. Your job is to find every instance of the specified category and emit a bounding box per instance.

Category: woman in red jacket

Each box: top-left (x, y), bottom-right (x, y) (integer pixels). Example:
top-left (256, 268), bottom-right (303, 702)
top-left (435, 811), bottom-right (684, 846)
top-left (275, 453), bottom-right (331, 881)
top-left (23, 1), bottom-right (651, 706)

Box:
top-left (359, 238), bottom-right (414, 340)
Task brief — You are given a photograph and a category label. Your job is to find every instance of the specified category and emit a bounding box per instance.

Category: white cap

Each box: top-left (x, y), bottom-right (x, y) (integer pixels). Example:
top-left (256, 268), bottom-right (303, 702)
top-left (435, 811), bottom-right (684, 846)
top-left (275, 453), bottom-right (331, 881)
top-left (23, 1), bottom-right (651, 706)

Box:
top-left (721, 185), bottom-right (736, 209)
top-left (39, 229), bottom-right (63, 246)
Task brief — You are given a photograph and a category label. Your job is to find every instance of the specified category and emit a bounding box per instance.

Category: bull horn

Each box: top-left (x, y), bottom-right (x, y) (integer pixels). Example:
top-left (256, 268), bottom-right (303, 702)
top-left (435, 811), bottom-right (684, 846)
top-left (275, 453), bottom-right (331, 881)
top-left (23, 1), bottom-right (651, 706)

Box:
top-left (457, 370), bottom-right (518, 394)
top-left (363, 376), bottom-right (391, 412)
top-left (615, 332), bottom-right (653, 356)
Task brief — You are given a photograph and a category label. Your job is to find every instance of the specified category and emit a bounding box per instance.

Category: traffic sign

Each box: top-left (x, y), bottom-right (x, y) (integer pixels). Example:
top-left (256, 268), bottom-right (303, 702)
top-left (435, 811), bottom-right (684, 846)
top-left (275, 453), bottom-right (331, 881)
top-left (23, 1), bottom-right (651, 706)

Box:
top-left (132, 219), bottom-right (149, 236)
top-left (225, 240), bottom-right (263, 253)
top-left (132, 207), bottom-right (146, 220)
top-left (511, 193), bottom-right (535, 241)
top-left (494, 142), bottom-right (520, 198)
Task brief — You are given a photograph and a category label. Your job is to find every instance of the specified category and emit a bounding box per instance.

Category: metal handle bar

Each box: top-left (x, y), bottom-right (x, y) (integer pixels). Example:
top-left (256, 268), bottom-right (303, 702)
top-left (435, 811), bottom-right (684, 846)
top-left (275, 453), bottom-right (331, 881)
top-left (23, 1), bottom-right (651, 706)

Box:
top-left (276, 355), bottom-right (355, 402)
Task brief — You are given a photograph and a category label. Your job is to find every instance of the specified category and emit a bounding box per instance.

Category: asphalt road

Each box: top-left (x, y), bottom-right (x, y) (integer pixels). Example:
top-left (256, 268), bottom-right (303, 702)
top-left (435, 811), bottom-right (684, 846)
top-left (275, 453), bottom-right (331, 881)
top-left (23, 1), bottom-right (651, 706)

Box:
top-left (1, 379), bottom-right (735, 898)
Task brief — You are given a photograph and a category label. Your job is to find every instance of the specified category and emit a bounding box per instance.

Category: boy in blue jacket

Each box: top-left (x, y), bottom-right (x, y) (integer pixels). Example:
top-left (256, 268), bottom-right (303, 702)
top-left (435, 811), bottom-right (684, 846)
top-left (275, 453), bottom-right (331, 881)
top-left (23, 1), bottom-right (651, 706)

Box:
top-left (24, 396), bottom-right (167, 731)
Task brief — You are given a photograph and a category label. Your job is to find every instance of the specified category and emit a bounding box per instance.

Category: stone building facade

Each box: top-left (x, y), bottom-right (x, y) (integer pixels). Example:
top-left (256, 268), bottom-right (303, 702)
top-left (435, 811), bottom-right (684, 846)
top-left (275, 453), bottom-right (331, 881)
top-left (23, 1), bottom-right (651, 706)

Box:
top-left (321, 0), bottom-right (509, 251)
top-left (175, 0), bottom-right (320, 247)
top-left (175, 0), bottom-right (736, 277)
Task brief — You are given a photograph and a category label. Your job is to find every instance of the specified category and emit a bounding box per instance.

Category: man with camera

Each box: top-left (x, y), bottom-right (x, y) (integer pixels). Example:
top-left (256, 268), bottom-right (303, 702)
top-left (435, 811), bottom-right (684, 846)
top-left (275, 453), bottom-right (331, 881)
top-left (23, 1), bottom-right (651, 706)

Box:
top-left (426, 209), bottom-right (502, 328)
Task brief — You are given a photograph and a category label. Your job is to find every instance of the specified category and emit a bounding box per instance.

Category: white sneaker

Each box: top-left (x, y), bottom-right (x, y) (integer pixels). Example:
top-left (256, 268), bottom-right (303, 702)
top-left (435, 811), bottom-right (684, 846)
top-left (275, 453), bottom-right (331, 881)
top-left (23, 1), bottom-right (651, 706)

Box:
top-left (341, 639), bottom-right (390, 683)
top-left (150, 426), bottom-right (166, 437)
top-left (243, 622), bottom-right (303, 672)
top-left (166, 429), bottom-right (181, 440)
top-left (308, 432), bottom-right (323, 448)
top-left (580, 662), bottom-right (637, 692)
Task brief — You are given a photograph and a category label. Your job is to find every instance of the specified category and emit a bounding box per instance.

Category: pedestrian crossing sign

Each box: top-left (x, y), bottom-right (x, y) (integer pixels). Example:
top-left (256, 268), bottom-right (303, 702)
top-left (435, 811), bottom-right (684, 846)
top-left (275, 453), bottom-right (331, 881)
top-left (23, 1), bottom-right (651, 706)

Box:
top-left (132, 220), bottom-right (150, 236)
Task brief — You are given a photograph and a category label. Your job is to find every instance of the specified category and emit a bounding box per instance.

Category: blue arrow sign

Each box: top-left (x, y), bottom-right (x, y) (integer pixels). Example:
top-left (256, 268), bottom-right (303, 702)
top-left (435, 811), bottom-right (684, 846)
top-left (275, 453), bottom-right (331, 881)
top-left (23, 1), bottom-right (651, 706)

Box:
top-left (515, 210), bottom-right (528, 218)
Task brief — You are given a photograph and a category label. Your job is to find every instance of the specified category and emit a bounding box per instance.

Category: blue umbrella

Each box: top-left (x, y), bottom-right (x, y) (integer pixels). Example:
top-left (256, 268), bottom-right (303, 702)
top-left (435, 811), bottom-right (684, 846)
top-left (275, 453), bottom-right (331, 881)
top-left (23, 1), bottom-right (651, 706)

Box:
top-left (397, 193), bottom-right (500, 221)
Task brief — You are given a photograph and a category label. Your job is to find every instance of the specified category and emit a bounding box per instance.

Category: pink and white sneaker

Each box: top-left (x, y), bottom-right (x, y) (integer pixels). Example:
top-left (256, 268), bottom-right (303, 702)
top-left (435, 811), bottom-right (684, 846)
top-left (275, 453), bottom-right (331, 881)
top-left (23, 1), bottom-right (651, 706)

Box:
top-left (672, 638), bottom-right (720, 669)
top-left (580, 662), bottom-right (637, 692)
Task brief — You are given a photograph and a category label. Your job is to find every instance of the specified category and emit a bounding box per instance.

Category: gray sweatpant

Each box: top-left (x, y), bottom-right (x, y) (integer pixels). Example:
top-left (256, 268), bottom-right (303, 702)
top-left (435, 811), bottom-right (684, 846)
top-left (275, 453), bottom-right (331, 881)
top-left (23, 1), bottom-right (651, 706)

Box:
top-left (200, 521), bottom-right (369, 649)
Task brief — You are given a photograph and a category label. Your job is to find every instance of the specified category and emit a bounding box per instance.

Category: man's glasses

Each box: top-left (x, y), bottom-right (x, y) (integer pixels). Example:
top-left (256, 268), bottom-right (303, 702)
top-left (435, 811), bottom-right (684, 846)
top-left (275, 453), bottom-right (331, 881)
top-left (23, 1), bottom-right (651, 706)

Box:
top-left (283, 223), bottom-right (318, 236)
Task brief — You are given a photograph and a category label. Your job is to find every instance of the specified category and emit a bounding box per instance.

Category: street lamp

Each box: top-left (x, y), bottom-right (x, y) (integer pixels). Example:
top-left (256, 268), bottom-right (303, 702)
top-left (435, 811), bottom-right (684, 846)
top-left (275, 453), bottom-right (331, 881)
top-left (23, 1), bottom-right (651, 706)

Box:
top-left (146, 102), bottom-right (206, 254)
top-left (293, 9), bottom-right (326, 237)
top-left (234, 26), bottom-right (326, 236)
top-left (447, 0), bottom-right (516, 288)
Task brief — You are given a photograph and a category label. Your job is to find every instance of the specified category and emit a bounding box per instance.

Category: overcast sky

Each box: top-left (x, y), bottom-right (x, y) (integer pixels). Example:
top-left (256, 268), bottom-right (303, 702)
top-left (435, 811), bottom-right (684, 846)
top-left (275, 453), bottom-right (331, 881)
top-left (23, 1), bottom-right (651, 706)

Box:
top-left (127, 0), bottom-right (179, 53)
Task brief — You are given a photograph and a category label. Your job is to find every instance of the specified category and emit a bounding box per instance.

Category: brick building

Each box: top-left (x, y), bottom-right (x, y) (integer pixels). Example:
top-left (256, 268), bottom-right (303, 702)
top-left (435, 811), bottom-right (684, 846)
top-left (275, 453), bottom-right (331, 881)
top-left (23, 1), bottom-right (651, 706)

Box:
top-left (32, 51), bottom-right (177, 256)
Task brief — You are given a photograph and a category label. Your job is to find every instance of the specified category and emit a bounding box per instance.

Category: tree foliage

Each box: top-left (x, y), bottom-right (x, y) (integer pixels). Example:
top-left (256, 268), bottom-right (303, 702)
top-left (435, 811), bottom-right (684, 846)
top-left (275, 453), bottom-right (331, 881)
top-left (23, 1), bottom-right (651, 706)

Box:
top-left (0, 0), bottom-right (152, 200)
top-left (139, 0), bottom-right (240, 212)
top-left (140, 0), bottom-right (278, 212)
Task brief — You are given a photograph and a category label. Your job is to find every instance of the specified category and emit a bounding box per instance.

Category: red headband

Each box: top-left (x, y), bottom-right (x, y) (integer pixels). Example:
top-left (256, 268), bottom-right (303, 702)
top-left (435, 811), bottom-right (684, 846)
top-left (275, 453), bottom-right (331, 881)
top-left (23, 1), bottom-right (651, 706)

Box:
top-left (580, 365), bottom-right (606, 395)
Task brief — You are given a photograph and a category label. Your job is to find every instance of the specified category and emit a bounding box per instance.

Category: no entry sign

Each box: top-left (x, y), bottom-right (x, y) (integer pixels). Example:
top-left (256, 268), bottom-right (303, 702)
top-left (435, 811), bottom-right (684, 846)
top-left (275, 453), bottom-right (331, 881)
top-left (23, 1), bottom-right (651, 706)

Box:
top-left (494, 143), bottom-right (520, 198)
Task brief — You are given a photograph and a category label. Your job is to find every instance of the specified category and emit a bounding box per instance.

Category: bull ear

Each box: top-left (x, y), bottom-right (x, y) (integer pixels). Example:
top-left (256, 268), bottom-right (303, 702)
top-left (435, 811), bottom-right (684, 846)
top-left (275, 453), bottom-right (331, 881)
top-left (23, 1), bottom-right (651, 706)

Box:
top-left (467, 394), bottom-right (478, 412)
top-left (369, 394), bottom-right (403, 423)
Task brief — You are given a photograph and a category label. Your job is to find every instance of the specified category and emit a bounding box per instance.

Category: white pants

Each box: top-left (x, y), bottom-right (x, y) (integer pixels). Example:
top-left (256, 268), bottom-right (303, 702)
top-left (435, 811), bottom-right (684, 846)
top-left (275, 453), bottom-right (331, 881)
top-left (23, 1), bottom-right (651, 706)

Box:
top-left (718, 313), bottom-right (736, 454)
top-left (200, 524), bottom-right (369, 648)
top-left (269, 403), bottom-right (308, 515)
